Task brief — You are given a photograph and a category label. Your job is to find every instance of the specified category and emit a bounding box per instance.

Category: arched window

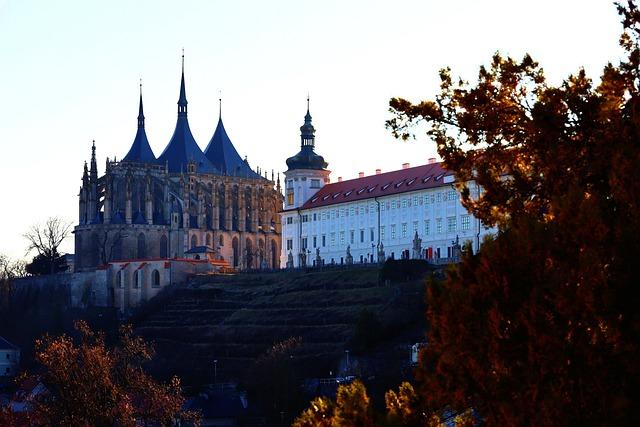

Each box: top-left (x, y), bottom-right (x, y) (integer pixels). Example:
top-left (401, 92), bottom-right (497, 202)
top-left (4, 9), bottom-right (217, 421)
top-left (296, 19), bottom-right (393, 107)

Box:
top-left (117, 271), bottom-right (124, 288)
top-left (206, 233), bottom-right (211, 247)
top-left (152, 270), bottom-right (160, 288)
top-left (133, 270), bottom-right (140, 289)
top-left (160, 235), bottom-right (168, 258)
top-left (219, 235), bottom-right (224, 247)
top-left (191, 234), bottom-right (198, 249)
top-left (137, 233), bottom-right (146, 259)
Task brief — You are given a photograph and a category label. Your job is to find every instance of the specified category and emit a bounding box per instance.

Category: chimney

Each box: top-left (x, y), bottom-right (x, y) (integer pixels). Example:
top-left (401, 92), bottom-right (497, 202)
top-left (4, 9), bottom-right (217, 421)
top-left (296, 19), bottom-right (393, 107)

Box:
top-left (402, 163), bottom-right (410, 170)
top-left (375, 169), bottom-right (382, 175)
top-left (338, 177), bottom-right (343, 182)
top-left (428, 157), bottom-right (436, 164)
top-left (358, 172), bottom-right (364, 178)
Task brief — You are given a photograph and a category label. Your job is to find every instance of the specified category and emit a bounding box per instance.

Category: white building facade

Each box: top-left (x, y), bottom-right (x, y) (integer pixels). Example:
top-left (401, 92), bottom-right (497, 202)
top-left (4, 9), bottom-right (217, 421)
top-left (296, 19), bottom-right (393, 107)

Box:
top-left (280, 107), bottom-right (492, 268)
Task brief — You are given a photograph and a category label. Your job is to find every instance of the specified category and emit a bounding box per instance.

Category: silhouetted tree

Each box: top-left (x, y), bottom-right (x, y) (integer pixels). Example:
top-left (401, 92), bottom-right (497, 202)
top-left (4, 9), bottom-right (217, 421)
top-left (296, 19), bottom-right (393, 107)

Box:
top-left (25, 253), bottom-right (65, 276)
top-left (386, 1), bottom-right (640, 425)
top-left (23, 217), bottom-right (72, 274)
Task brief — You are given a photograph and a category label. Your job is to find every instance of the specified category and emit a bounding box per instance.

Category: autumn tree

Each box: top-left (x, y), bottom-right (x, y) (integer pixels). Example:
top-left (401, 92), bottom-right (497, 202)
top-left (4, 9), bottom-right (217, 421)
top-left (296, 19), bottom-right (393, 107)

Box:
top-left (30, 320), bottom-right (199, 426)
top-left (293, 380), bottom-right (374, 427)
top-left (23, 217), bottom-right (72, 274)
top-left (386, 1), bottom-right (640, 425)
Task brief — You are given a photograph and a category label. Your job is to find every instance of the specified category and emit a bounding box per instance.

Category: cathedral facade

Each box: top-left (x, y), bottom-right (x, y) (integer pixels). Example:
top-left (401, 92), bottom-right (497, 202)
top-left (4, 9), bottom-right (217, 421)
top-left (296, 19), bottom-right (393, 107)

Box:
top-left (74, 61), bottom-right (282, 272)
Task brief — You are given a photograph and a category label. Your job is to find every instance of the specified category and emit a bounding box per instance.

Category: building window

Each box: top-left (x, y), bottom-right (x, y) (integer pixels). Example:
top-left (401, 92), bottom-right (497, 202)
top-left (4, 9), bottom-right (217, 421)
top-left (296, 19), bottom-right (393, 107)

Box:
top-left (381, 203), bottom-right (386, 211)
top-left (133, 270), bottom-right (140, 289)
top-left (322, 235), bottom-right (326, 247)
top-left (118, 271), bottom-right (124, 288)
top-left (360, 229), bottom-right (364, 243)
top-left (413, 221), bottom-right (418, 235)
top-left (152, 270), bottom-right (160, 288)
top-left (360, 206), bottom-right (364, 215)
top-left (380, 226), bottom-right (386, 241)
top-left (448, 189), bottom-right (457, 201)
top-left (313, 213), bottom-right (317, 221)
top-left (413, 195), bottom-right (419, 206)
top-left (219, 235), bottom-right (224, 246)
top-left (461, 215), bottom-right (471, 231)
top-left (436, 218), bottom-right (443, 234)
top-left (424, 219), bottom-right (430, 235)
top-left (331, 232), bottom-right (336, 246)
top-left (370, 228), bottom-right (374, 242)
top-left (447, 216), bottom-right (457, 232)
top-left (391, 224), bottom-right (396, 239)
top-left (302, 238), bottom-right (308, 249)
top-left (311, 179), bottom-right (320, 188)
top-left (350, 230), bottom-right (354, 244)
top-left (350, 207), bottom-right (355, 216)
top-left (391, 200), bottom-right (397, 209)
top-left (287, 217), bottom-right (293, 224)
top-left (287, 190), bottom-right (294, 206)
top-left (401, 223), bottom-right (407, 238)
top-left (401, 199), bottom-right (407, 208)
top-left (313, 236), bottom-right (317, 248)
top-left (286, 239), bottom-right (293, 251)
top-left (340, 231), bottom-right (345, 245)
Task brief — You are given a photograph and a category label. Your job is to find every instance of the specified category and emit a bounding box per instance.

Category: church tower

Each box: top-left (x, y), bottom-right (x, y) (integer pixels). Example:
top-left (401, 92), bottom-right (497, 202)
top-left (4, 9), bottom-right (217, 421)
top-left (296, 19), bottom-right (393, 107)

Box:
top-left (283, 99), bottom-right (330, 209)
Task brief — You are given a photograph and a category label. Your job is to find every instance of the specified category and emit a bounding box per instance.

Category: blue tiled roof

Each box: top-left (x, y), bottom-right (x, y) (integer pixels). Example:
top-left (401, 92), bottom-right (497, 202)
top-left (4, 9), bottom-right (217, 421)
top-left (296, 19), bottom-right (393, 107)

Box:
top-left (0, 336), bottom-right (18, 350)
top-left (111, 211), bottom-right (125, 224)
top-left (133, 211), bottom-right (146, 224)
top-left (123, 93), bottom-right (156, 163)
top-left (157, 115), bottom-right (217, 173)
top-left (204, 118), bottom-right (263, 179)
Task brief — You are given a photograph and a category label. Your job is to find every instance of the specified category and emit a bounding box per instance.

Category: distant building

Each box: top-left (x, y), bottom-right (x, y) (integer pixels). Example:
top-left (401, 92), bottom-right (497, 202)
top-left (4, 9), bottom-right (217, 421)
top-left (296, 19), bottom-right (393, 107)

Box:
top-left (74, 56), bottom-right (282, 274)
top-left (280, 104), bottom-right (493, 268)
top-left (0, 337), bottom-right (20, 378)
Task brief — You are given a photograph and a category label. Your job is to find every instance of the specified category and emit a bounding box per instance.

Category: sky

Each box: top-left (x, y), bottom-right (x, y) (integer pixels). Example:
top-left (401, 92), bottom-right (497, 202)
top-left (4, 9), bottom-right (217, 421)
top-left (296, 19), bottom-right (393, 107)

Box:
top-left (0, 0), bottom-right (623, 260)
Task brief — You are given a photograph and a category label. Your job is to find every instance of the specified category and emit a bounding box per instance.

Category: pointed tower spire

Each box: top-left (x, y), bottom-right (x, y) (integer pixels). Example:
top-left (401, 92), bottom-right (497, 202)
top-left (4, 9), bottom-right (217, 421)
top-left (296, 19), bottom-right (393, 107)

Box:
top-left (122, 82), bottom-right (156, 163)
top-left (138, 79), bottom-right (145, 128)
top-left (219, 90), bottom-right (222, 119)
top-left (90, 140), bottom-right (98, 182)
top-left (178, 49), bottom-right (188, 116)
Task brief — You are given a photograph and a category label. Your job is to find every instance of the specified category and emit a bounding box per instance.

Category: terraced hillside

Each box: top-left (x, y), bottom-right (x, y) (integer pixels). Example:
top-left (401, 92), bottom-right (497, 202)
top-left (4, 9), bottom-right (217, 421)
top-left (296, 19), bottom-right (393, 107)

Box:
top-left (134, 267), bottom-right (425, 386)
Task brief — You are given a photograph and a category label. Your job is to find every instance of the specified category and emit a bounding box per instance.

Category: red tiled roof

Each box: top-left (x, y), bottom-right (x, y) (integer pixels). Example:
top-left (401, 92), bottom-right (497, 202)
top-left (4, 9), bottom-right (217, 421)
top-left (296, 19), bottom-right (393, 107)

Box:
top-left (294, 162), bottom-right (453, 210)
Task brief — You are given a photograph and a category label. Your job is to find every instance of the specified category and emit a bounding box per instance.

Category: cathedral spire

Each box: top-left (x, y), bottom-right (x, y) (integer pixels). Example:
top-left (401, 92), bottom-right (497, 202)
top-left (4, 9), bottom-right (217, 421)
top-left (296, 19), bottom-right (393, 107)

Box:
top-left (90, 140), bottom-right (98, 182)
top-left (178, 50), bottom-right (188, 116)
top-left (138, 79), bottom-right (145, 128)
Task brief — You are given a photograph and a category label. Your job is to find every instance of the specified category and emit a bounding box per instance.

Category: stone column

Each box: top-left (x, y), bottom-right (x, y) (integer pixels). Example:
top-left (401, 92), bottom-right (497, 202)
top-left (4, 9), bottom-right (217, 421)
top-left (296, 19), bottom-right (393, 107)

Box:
top-left (225, 188), bottom-right (232, 231)
top-left (212, 185), bottom-right (219, 230)
top-left (238, 189), bottom-right (246, 232)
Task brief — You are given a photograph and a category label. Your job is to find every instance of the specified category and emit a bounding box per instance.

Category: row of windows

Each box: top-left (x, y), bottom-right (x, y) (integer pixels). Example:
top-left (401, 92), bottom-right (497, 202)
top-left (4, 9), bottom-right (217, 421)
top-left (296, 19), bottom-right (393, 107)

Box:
top-left (117, 269), bottom-right (161, 289)
top-left (286, 215), bottom-right (472, 251)
top-left (286, 189), bottom-right (460, 222)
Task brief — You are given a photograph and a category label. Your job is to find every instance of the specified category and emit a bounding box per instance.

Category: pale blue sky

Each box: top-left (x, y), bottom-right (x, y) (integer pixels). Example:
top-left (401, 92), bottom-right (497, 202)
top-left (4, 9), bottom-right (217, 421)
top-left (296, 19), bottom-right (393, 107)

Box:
top-left (0, 0), bottom-right (622, 259)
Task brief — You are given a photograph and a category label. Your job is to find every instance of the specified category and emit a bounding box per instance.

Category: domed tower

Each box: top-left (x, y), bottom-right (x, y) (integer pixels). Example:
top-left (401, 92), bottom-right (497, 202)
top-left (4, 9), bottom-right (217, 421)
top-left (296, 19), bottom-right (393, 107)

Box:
top-left (284, 99), bottom-right (330, 209)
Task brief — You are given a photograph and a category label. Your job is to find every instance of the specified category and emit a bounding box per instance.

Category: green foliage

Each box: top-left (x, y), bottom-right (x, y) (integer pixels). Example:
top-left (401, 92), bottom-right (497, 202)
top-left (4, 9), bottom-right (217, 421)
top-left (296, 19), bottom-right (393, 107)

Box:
top-left (26, 253), bottom-right (66, 276)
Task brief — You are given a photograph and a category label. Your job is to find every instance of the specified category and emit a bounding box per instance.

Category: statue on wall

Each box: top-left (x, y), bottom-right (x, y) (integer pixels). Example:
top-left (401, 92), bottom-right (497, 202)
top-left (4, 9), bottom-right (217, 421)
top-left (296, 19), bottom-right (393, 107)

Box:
top-left (412, 231), bottom-right (423, 259)
top-left (377, 242), bottom-right (385, 263)
top-left (286, 250), bottom-right (294, 268)
top-left (345, 245), bottom-right (353, 265)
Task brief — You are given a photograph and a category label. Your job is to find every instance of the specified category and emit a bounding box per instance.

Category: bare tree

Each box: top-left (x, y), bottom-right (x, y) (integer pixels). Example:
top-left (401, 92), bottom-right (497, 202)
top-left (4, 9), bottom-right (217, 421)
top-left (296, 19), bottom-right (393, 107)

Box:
top-left (23, 217), bottom-right (72, 274)
top-left (97, 227), bottom-right (127, 265)
top-left (0, 254), bottom-right (28, 280)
